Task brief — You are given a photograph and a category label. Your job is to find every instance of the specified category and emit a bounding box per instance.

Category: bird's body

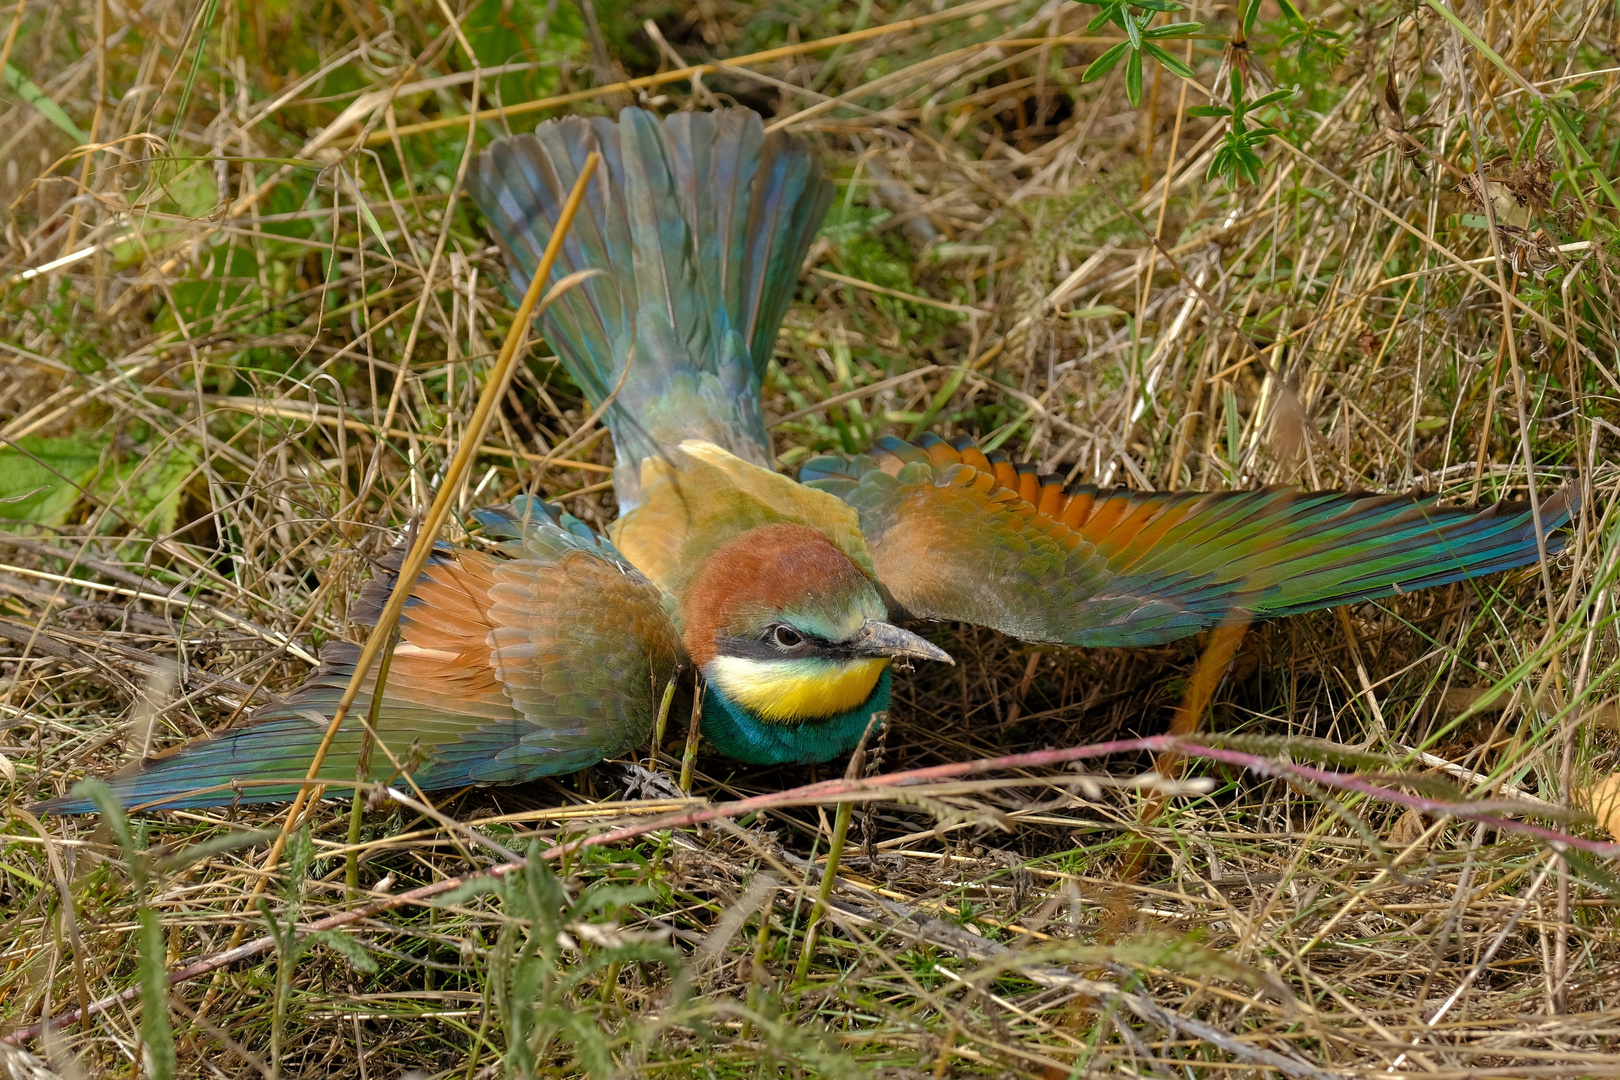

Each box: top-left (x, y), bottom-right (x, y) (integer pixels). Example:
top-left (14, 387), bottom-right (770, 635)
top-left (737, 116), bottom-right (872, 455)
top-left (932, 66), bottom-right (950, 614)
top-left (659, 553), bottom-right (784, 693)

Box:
top-left (40, 106), bottom-right (1575, 814)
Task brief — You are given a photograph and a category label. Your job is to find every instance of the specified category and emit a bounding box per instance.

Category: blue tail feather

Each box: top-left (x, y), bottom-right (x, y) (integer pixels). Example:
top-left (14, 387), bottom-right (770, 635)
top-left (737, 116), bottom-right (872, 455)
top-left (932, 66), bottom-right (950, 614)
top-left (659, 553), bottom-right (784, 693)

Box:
top-left (467, 107), bottom-right (834, 509)
top-left (744, 133), bottom-right (833, 368)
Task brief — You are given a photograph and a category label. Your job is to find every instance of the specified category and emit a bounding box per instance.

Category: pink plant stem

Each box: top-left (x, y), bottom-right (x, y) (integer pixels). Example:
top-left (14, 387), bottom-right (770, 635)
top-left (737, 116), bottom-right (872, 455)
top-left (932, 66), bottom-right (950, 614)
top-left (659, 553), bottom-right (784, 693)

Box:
top-left (5, 734), bottom-right (1609, 1046)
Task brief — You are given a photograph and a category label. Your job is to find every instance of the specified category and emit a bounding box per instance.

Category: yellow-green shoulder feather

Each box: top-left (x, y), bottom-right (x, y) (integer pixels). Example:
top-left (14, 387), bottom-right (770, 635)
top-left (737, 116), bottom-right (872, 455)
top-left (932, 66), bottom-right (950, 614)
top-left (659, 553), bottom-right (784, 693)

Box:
top-left (610, 440), bottom-right (876, 599)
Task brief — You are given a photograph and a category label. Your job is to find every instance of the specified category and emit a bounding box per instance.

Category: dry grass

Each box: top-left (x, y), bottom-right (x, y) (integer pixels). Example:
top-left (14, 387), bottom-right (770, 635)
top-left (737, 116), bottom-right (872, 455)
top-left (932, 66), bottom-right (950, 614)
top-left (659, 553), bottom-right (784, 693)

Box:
top-left (3, 0), bottom-right (1620, 1075)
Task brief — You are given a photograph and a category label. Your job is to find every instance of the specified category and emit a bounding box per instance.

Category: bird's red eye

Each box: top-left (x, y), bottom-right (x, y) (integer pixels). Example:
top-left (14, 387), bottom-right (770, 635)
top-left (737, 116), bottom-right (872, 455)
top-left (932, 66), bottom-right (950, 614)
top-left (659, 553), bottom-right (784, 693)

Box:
top-left (772, 625), bottom-right (803, 648)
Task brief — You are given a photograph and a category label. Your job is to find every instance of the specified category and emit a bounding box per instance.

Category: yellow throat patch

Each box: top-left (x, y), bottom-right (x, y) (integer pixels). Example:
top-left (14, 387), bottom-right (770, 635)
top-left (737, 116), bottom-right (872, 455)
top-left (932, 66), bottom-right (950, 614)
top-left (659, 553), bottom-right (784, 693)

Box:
top-left (706, 656), bottom-right (888, 723)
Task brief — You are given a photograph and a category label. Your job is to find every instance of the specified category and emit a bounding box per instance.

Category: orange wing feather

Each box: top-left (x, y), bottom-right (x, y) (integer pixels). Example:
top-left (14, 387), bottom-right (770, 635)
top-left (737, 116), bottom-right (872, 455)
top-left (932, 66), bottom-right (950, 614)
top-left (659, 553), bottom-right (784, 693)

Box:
top-left (801, 434), bottom-right (1574, 648)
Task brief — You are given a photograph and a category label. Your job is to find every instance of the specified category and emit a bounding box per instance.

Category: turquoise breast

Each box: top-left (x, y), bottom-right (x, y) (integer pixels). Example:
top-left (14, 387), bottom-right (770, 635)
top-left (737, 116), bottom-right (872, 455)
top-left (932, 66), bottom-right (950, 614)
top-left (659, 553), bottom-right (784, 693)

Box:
top-left (699, 669), bottom-right (892, 765)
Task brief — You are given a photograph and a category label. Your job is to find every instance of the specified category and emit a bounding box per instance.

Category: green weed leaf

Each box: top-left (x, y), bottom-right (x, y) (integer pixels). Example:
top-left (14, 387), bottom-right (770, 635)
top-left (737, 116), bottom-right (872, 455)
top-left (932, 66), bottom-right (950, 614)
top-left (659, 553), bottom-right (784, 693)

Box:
top-left (1144, 42), bottom-right (1194, 78)
top-left (351, 182), bottom-right (395, 259)
top-left (1142, 21), bottom-right (1200, 38)
top-left (94, 441), bottom-right (197, 538)
top-left (0, 434), bottom-right (197, 537)
top-left (1241, 0), bottom-right (1263, 36)
top-left (1083, 41), bottom-right (1130, 83)
top-left (2, 62), bottom-right (87, 143)
top-left (138, 908), bottom-right (177, 1080)
top-left (153, 829), bottom-right (280, 876)
top-left (0, 435), bottom-right (103, 527)
top-left (306, 929), bottom-right (379, 974)
top-left (74, 779), bottom-right (139, 868)
top-left (1251, 87), bottom-right (1297, 108)
top-left (72, 779), bottom-right (174, 1076)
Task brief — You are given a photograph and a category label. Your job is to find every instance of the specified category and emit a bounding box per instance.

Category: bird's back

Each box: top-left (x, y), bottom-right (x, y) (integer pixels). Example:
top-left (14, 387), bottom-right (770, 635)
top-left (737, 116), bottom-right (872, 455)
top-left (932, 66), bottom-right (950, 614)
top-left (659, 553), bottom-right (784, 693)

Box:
top-left (467, 108), bottom-right (834, 510)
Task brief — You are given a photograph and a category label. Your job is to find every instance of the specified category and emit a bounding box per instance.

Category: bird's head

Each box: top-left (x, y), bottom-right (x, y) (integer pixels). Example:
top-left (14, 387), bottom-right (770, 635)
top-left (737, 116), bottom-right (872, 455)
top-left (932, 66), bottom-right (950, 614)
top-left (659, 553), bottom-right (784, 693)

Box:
top-left (680, 523), bottom-right (952, 724)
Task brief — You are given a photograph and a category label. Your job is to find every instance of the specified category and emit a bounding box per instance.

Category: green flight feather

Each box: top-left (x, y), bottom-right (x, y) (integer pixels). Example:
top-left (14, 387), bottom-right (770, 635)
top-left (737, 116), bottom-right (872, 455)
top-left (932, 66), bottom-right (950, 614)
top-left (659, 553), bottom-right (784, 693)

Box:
top-left (803, 434), bottom-right (1576, 648)
top-left (466, 107), bottom-right (834, 509)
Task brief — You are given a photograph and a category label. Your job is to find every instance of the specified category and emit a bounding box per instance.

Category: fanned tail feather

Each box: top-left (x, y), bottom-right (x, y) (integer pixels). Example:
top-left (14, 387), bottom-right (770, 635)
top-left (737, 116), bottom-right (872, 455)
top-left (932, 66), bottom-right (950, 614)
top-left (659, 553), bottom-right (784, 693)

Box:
top-left (466, 107), bottom-right (833, 508)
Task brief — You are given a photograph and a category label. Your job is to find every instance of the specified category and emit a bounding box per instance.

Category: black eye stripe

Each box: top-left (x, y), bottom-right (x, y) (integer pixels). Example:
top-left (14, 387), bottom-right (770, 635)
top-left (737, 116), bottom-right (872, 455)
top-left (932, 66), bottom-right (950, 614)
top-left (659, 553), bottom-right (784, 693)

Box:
top-left (714, 626), bottom-right (847, 661)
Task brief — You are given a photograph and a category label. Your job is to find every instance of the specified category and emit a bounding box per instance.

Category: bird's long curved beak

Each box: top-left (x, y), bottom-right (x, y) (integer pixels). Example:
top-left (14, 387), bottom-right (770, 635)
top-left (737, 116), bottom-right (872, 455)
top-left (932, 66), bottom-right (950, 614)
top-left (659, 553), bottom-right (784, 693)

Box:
top-left (850, 620), bottom-right (954, 664)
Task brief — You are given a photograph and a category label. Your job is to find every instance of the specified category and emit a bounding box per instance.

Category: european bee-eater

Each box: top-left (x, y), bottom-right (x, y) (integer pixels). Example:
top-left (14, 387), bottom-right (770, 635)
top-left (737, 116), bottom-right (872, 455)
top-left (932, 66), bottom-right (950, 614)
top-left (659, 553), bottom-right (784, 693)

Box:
top-left (41, 106), bottom-right (1574, 813)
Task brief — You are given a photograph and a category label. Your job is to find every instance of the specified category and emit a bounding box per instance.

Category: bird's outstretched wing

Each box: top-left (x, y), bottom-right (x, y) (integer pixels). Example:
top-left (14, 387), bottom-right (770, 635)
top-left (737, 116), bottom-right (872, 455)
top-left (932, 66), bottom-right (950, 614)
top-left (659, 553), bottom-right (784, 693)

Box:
top-left (801, 435), bottom-right (1575, 648)
top-left (38, 498), bottom-right (684, 813)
